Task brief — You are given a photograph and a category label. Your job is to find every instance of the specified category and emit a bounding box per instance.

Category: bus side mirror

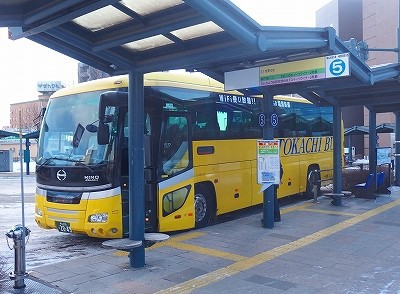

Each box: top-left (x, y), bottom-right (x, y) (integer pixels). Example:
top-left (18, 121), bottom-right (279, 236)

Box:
top-left (97, 123), bottom-right (110, 145)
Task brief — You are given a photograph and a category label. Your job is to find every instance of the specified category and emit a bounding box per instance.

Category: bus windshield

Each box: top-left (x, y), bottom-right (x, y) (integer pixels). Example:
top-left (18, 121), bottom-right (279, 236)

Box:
top-left (37, 90), bottom-right (116, 166)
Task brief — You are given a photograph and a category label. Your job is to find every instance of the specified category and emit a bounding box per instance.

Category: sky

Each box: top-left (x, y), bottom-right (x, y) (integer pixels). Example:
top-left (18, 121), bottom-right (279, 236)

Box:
top-left (0, 0), bottom-right (332, 128)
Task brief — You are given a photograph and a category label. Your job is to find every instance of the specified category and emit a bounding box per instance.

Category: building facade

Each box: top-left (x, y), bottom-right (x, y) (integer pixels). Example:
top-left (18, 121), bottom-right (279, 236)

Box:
top-left (317, 0), bottom-right (398, 158)
top-left (363, 0), bottom-right (398, 154)
top-left (316, 0), bottom-right (365, 159)
top-left (9, 95), bottom-right (48, 131)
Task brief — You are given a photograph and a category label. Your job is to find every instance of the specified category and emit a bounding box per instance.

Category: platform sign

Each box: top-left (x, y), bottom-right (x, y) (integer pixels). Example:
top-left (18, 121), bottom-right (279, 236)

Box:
top-left (224, 53), bottom-right (350, 91)
top-left (325, 53), bottom-right (350, 78)
top-left (258, 113), bottom-right (266, 127)
top-left (259, 57), bottom-right (325, 86)
top-left (257, 140), bottom-right (280, 187)
top-left (270, 113), bottom-right (278, 128)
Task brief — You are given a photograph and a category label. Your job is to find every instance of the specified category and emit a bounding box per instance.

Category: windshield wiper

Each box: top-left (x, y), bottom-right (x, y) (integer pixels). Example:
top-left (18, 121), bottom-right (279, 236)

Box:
top-left (36, 156), bottom-right (64, 172)
top-left (36, 156), bottom-right (95, 173)
top-left (74, 161), bottom-right (95, 173)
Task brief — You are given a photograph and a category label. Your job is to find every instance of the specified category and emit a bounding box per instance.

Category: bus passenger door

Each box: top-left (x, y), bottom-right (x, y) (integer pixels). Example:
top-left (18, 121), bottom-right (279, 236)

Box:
top-left (158, 113), bottom-right (195, 232)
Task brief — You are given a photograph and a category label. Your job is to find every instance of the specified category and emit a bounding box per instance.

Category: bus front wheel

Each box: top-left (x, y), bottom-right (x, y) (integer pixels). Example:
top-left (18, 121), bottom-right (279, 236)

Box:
top-left (194, 184), bottom-right (214, 229)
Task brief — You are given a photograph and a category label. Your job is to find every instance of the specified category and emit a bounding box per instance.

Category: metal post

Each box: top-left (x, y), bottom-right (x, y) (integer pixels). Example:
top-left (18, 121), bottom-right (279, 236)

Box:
top-left (332, 104), bottom-right (342, 205)
top-left (348, 135), bottom-right (353, 163)
top-left (398, 0), bottom-right (400, 63)
top-left (25, 138), bottom-right (30, 175)
top-left (5, 111), bottom-right (30, 289)
top-left (368, 107), bottom-right (377, 188)
top-left (395, 113), bottom-right (400, 185)
top-left (128, 71), bottom-right (145, 268)
top-left (261, 90), bottom-right (274, 229)
top-left (6, 225), bottom-right (30, 289)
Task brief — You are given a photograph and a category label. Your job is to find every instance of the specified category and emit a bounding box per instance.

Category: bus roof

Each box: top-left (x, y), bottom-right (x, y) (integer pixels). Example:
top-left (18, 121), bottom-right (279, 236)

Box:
top-left (274, 95), bottom-right (311, 104)
top-left (51, 71), bottom-right (312, 105)
top-left (51, 71), bottom-right (228, 98)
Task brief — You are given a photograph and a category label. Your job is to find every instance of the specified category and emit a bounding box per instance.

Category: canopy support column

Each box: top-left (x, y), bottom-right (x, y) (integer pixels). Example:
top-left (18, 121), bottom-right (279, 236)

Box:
top-left (332, 104), bottom-right (343, 204)
top-left (128, 71), bottom-right (145, 268)
top-left (312, 93), bottom-right (343, 205)
top-left (395, 112), bottom-right (400, 186)
top-left (347, 135), bottom-right (353, 163)
top-left (368, 107), bottom-right (377, 188)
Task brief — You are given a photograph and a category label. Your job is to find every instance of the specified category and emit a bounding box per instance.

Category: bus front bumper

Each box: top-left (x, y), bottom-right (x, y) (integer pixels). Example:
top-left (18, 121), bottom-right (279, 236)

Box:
top-left (35, 193), bottom-right (123, 239)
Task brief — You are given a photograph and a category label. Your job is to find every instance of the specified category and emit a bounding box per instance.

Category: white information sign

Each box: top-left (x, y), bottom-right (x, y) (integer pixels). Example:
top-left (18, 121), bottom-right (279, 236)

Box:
top-left (325, 53), bottom-right (350, 78)
top-left (257, 140), bottom-right (280, 192)
top-left (37, 81), bottom-right (63, 92)
top-left (224, 53), bottom-right (350, 91)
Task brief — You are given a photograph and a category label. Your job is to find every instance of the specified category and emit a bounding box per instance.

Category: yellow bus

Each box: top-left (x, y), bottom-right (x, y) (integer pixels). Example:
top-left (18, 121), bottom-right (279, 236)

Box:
top-left (34, 72), bottom-right (337, 238)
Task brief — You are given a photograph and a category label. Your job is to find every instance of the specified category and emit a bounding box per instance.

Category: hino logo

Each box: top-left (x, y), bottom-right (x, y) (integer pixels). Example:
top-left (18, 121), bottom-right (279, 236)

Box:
top-left (56, 169), bottom-right (67, 181)
top-left (84, 175), bottom-right (100, 182)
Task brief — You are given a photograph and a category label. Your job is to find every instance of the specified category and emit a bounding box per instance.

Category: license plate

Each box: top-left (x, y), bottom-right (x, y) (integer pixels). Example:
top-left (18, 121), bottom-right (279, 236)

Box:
top-left (55, 221), bottom-right (72, 233)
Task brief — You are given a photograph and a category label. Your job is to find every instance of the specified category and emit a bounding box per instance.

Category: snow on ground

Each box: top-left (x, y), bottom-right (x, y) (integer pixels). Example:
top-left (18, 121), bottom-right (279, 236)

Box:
top-left (10, 161), bottom-right (36, 174)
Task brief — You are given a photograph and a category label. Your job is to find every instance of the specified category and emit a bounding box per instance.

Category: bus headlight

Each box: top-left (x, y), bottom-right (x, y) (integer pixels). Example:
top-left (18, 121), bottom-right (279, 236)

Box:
top-left (36, 208), bottom-right (43, 216)
top-left (88, 213), bottom-right (108, 223)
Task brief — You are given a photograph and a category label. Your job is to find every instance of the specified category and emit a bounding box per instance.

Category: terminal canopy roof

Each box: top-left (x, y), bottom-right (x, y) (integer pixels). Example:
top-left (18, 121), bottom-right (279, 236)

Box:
top-left (0, 130), bottom-right (18, 138)
top-left (296, 67), bottom-right (400, 114)
top-left (376, 123), bottom-right (395, 133)
top-left (0, 130), bottom-right (39, 139)
top-left (344, 126), bottom-right (369, 136)
top-left (344, 123), bottom-right (396, 136)
top-left (1, 0), bottom-right (343, 74)
top-left (0, 0), bottom-right (399, 112)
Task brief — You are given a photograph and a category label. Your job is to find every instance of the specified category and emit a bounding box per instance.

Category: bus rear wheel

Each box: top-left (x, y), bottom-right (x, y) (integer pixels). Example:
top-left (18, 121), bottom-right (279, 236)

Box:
top-left (194, 184), bottom-right (214, 229)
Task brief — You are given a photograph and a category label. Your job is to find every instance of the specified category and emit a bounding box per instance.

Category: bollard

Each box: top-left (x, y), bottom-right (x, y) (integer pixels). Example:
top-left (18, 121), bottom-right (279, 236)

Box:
top-left (5, 225), bottom-right (30, 289)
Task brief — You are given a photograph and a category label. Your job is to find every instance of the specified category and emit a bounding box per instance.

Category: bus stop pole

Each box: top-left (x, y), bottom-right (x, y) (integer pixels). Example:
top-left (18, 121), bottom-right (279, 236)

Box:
top-left (128, 71), bottom-right (145, 268)
top-left (262, 90), bottom-right (274, 229)
top-left (25, 139), bottom-right (30, 175)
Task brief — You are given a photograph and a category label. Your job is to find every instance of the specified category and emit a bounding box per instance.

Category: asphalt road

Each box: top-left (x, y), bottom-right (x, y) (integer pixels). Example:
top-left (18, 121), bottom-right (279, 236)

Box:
top-left (0, 173), bottom-right (109, 275)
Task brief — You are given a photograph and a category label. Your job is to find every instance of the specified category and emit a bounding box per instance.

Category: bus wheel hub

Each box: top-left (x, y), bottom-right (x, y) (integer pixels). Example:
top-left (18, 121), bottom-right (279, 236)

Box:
top-left (195, 194), bottom-right (207, 222)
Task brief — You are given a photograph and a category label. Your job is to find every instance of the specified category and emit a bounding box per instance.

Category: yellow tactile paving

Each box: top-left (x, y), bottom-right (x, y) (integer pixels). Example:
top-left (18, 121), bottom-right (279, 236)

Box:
top-left (167, 242), bottom-right (246, 262)
top-left (155, 199), bottom-right (400, 294)
top-left (298, 207), bottom-right (359, 216)
top-left (280, 202), bottom-right (314, 214)
top-left (148, 232), bottom-right (206, 250)
top-left (113, 232), bottom-right (206, 256)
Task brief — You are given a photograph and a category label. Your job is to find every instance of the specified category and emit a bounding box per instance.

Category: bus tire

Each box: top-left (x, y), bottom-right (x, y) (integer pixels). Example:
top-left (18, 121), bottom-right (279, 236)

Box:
top-left (194, 184), bottom-right (214, 229)
top-left (305, 165), bottom-right (320, 199)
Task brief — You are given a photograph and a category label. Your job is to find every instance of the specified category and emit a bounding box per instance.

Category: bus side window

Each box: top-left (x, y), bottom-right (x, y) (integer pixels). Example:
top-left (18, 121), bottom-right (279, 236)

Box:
top-left (162, 116), bottom-right (189, 175)
top-left (193, 110), bottom-right (219, 140)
